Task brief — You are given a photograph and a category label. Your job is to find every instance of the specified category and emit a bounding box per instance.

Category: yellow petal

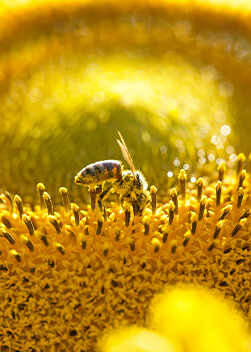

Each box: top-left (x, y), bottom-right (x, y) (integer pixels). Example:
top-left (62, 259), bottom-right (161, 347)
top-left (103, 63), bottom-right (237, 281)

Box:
top-left (149, 285), bottom-right (251, 352)
top-left (102, 327), bottom-right (178, 352)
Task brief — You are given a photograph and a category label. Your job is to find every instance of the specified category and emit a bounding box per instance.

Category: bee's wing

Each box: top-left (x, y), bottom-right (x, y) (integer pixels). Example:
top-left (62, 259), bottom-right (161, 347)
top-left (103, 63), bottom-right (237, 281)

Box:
top-left (117, 131), bottom-right (136, 177)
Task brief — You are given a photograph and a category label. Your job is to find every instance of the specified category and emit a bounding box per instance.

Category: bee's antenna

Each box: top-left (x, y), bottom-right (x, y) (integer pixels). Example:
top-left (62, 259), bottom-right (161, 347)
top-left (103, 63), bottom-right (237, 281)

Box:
top-left (117, 131), bottom-right (136, 177)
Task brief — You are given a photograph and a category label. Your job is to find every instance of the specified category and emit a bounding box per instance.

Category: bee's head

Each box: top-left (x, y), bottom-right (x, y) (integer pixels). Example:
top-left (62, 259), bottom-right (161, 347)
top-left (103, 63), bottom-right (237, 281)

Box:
top-left (119, 171), bottom-right (136, 192)
top-left (122, 170), bottom-right (134, 181)
top-left (74, 173), bottom-right (84, 184)
top-left (135, 171), bottom-right (148, 191)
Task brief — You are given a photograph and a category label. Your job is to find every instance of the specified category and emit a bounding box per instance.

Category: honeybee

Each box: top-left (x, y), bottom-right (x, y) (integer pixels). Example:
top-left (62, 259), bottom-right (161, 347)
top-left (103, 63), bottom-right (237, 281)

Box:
top-left (74, 132), bottom-right (150, 215)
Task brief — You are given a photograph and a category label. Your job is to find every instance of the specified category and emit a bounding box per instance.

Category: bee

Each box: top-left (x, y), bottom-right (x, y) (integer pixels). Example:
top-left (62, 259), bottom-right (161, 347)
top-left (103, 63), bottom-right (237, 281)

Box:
top-left (74, 132), bottom-right (150, 215)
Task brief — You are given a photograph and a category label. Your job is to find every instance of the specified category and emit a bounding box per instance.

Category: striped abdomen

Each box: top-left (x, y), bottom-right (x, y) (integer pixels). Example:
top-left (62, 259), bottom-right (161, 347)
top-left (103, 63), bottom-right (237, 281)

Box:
top-left (75, 160), bottom-right (122, 186)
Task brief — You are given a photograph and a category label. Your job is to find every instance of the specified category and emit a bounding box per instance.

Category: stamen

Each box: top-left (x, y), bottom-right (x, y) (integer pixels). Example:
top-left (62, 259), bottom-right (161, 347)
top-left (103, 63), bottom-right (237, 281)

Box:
top-left (238, 170), bottom-right (246, 189)
top-left (143, 216), bottom-right (151, 236)
top-left (217, 161), bottom-right (226, 182)
top-left (55, 243), bottom-right (65, 255)
top-left (223, 246), bottom-right (232, 254)
top-left (239, 209), bottom-right (250, 220)
top-left (198, 196), bottom-right (207, 221)
top-left (1, 216), bottom-right (11, 229)
top-left (22, 214), bottom-right (35, 235)
top-left (89, 188), bottom-right (96, 211)
top-left (144, 223), bottom-right (149, 236)
top-left (178, 169), bottom-right (187, 199)
top-left (71, 203), bottom-right (80, 226)
top-left (81, 238), bottom-right (87, 250)
top-left (14, 195), bottom-right (23, 220)
top-left (205, 198), bottom-right (213, 218)
top-left (168, 201), bottom-right (175, 225)
top-left (236, 258), bottom-right (245, 265)
top-left (151, 238), bottom-right (161, 253)
top-left (150, 185), bottom-right (157, 213)
top-left (170, 239), bottom-right (177, 254)
top-left (213, 220), bottom-right (224, 239)
top-left (183, 230), bottom-right (191, 247)
top-left (49, 216), bottom-right (61, 234)
top-left (237, 188), bottom-right (244, 208)
top-left (162, 230), bottom-right (168, 243)
top-left (103, 247), bottom-right (109, 257)
top-left (132, 200), bottom-right (139, 216)
top-left (36, 183), bottom-right (45, 209)
top-left (38, 232), bottom-right (49, 247)
top-left (9, 249), bottom-right (21, 262)
top-left (20, 235), bottom-right (34, 252)
top-left (190, 213), bottom-right (198, 234)
top-left (0, 191), bottom-right (13, 213)
top-left (219, 204), bottom-right (232, 221)
top-left (124, 202), bottom-right (131, 227)
top-left (207, 241), bottom-right (216, 252)
top-left (129, 238), bottom-right (135, 252)
top-left (170, 188), bottom-right (178, 214)
top-left (43, 192), bottom-right (54, 215)
top-left (197, 177), bottom-right (204, 201)
top-left (216, 181), bottom-right (222, 206)
top-left (231, 218), bottom-right (247, 237)
top-left (0, 230), bottom-right (15, 245)
top-left (85, 219), bottom-right (90, 236)
top-left (115, 228), bottom-right (120, 242)
top-left (242, 243), bottom-right (250, 251)
top-left (59, 187), bottom-right (70, 212)
top-left (237, 153), bottom-right (246, 174)
top-left (96, 213), bottom-right (103, 235)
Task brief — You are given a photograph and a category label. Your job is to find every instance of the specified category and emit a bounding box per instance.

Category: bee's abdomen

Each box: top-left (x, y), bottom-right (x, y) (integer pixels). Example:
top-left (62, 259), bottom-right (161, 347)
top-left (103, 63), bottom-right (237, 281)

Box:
top-left (75, 160), bottom-right (122, 186)
top-left (105, 160), bottom-right (122, 178)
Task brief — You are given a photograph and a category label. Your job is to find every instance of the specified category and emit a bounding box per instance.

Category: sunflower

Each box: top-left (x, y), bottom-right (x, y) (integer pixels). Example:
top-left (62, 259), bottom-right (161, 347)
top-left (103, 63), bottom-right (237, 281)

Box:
top-left (0, 0), bottom-right (250, 351)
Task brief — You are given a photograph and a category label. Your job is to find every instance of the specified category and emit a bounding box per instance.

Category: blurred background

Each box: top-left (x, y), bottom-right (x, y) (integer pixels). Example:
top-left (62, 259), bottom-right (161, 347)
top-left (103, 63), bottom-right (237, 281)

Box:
top-left (0, 0), bottom-right (251, 205)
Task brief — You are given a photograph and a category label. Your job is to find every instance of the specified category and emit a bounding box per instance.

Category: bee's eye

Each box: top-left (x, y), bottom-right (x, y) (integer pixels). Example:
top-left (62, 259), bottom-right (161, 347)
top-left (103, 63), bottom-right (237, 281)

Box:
top-left (136, 174), bottom-right (141, 187)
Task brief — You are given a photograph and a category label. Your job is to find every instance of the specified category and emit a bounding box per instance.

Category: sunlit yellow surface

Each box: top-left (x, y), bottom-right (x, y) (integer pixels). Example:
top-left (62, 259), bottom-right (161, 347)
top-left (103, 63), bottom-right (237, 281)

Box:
top-left (102, 286), bottom-right (251, 352)
top-left (150, 286), bottom-right (251, 352)
top-left (102, 328), bottom-right (178, 352)
top-left (0, 0), bottom-right (251, 351)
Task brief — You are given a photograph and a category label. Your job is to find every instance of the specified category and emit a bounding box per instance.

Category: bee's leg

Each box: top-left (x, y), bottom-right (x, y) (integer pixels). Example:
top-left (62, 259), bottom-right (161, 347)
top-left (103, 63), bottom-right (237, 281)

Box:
top-left (95, 185), bottom-right (102, 195)
top-left (98, 183), bottom-right (113, 212)
top-left (119, 192), bottom-right (131, 208)
top-left (89, 187), bottom-right (96, 211)
top-left (114, 179), bottom-right (123, 205)
top-left (137, 191), bottom-right (150, 215)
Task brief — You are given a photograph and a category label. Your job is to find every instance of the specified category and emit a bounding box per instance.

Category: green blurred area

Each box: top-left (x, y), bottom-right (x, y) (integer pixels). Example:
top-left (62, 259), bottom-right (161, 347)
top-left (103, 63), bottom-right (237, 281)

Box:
top-left (0, 2), bottom-right (250, 204)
